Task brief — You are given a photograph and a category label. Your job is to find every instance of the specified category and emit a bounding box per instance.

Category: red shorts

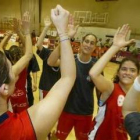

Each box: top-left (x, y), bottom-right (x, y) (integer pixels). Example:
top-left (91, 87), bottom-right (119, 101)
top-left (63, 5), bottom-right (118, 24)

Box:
top-left (56, 112), bottom-right (93, 140)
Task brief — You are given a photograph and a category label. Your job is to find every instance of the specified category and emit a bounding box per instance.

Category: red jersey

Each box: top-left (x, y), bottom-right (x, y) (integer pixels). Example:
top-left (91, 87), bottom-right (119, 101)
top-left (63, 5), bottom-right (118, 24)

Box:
top-left (10, 69), bottom-right (29, 113)
top-left (89, 84), bottom-right (128, 140)
top-left (0, 110), bottom-right (36, 140)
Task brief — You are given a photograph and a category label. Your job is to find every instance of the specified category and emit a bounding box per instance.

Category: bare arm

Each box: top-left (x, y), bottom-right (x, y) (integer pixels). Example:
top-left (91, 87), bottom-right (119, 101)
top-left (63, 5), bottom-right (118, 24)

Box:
top-left (36, 17), bottom-right (51, 51)
top-left (47, 15), bottom-right (79, 67)
top-left (32, 72), bottom-right (38, 92)
top-left (89, 24), bottom-right (135, 101)
top-left (28, 5), bottom-right (76, 140)
top-left (47, 45), bottom-right (60, 67)
top-left (12, 12), bottom-right (33, 78)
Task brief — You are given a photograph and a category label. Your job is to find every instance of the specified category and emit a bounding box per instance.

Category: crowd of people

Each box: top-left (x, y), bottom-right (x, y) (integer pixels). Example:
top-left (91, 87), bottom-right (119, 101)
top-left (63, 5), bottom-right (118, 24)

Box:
top-left (0, 5), bottom-right (140, 140)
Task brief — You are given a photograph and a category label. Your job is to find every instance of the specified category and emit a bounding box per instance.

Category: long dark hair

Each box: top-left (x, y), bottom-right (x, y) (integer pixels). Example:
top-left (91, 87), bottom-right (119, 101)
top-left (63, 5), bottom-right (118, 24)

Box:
top-left (113, 57), bottom-right (140, 83)
top-left (0, 51), bottom-right (10, 86)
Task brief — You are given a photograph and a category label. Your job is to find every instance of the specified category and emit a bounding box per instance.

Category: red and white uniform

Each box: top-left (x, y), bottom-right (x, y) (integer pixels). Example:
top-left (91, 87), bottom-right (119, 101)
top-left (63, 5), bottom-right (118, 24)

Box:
top-left (89, 84), bottom-right (128, 140)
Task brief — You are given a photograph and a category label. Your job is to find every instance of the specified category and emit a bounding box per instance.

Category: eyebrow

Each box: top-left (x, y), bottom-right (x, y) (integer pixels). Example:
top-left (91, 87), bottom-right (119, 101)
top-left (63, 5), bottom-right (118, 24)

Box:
top-left (85, 39), bottom-right (95, 43)
top-left (121, 67), bottom-right (137, 70)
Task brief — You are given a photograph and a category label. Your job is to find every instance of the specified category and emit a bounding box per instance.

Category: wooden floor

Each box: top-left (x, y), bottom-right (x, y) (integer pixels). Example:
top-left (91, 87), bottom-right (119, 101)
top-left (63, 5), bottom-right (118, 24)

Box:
top-left (33, 48), bottom-right (119, 140)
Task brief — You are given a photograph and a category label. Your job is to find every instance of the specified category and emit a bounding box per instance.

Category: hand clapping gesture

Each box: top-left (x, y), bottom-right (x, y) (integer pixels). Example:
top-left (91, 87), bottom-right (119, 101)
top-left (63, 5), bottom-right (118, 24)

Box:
top-left (51, 5), bottom-right (70, 35)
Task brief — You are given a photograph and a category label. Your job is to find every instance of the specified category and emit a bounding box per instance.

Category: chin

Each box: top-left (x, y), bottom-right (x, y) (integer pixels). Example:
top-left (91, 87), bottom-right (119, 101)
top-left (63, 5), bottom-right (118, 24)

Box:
top-left (122, 81), bottom-right (133, 86)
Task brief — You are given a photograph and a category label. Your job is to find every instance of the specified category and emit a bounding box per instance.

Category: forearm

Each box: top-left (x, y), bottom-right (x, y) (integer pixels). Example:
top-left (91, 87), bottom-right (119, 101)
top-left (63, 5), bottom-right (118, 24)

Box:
top-left (47, 45), bottom-right (60, 66)
top-left (89, 45), bottom-right (120, 78)
top-left (60, 36), bottom-right (76, 80)
top-left (25, 34), bottom-right (33, 58)
top-left (13, 34), bottom-right (33, 76)
top-left (36, 26), bottom-right (49, 50)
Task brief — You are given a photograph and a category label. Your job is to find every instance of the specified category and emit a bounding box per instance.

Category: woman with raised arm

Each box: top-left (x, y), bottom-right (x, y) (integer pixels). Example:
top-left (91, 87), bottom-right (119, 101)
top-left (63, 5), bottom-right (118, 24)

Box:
top-left (36, 17), bottom-right (61, 101)
top-left (48, 16), bottom-right (98, 139)
top-left (0, 5), bottom-right (76, 140)
top-left (88, 24), bottom-right (139, 140)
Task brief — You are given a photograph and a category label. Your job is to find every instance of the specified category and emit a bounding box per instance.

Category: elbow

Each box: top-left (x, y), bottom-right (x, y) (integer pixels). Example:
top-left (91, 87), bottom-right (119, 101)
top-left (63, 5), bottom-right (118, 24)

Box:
top-left (89, 69), bottom-right (96, 80)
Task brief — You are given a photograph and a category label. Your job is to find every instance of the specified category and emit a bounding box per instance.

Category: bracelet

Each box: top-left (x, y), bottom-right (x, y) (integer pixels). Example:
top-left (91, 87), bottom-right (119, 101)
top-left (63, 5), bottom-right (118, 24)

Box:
top-left (133, 77), bottom-right (140, 91)
top-left (60, 38), bottom-right (70, 42)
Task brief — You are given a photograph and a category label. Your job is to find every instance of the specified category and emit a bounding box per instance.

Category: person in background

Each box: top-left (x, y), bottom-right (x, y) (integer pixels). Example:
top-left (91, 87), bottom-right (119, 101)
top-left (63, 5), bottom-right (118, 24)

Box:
top-left (36, 16), bottom-right (61, 101)
top-left (27, 54), bottom-right (40, 106)
top-left (104, 38), bottom-right (111, 53)
top-left (48, 21), bottom-right (98, 139)
top-left (88, 24), bottom-right (139, 140)
top-left (12, 17), bottom-right (40, 108)
top-left (0, 14), bottom-right (31, 113)
top-left (36, 13), bottom-right (78, 140)
top-left (96, 38), bottom-right (103, 58)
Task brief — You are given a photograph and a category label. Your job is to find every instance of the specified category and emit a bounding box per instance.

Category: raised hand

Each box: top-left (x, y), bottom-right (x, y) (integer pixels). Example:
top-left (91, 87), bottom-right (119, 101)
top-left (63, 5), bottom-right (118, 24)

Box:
top-left (21, 11), bottom-right (31, 35)
top-left (44, 16), bottom-right (52, 27)
top-left (68, 15), bottom-right (79, 38)
top-left (51, 5), bottom-right (70, 35)
top-left (113, 24), bottom-right (135, 49)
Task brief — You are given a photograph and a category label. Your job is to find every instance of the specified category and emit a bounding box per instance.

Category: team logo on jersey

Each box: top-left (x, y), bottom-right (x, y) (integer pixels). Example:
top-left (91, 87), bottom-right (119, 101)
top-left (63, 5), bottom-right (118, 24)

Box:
top-left (117, 95), bottom-right (125, 106)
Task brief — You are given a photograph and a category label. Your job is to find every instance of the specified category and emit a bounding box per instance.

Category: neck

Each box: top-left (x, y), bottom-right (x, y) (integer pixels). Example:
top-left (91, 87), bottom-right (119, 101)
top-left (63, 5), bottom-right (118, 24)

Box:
top-left (78, 53), bottom-right (91, 62)
top-left (0, 96), bottom-right (8, 115)
top-left (119, 82), bottom-right (131, 94)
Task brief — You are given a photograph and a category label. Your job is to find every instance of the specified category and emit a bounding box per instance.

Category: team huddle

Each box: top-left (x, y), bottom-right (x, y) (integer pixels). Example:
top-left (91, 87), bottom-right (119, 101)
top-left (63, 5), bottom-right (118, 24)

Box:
top-left (0, 5), bottom-right (140, 140)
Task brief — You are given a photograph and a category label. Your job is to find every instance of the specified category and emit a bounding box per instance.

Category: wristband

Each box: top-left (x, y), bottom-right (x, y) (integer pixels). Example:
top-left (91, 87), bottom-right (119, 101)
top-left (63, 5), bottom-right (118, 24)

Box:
top-left (133, 77), bottom-right (140, 92)
top-left (60, 38), bottom-right (69, 42)
top-left (59, 34), bottom-right (69, 42)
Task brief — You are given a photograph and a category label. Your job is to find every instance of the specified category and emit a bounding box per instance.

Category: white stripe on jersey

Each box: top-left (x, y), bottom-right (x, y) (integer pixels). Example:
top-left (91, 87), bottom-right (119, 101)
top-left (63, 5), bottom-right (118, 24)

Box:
top-left (88, 104), bottom-right (106, 140)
